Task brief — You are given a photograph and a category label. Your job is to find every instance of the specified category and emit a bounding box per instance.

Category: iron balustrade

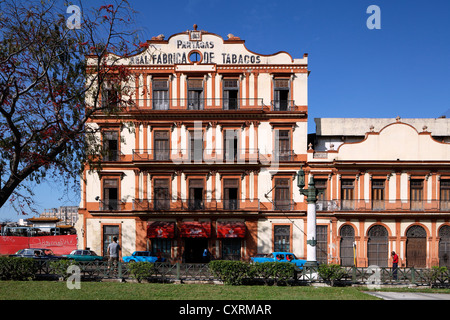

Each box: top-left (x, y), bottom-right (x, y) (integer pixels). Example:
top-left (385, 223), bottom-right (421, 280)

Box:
top-left (272, 149), bottom-right (296, 162)
top-left (98, 200), bottom-right (125, 211)
top-left (102, 150), bottom-right (125, 162)
top-left (128, 98), bottom-right (268, 111)
top-left (270, 99), bottom-right (297, 111)
top-left (272, 200), bottom-right (295, 211)
top-left (132, 198), bottom-right (261, 211)
top-left (132, 148), bottom-right (264, 163)
top-left (316, 199), bottom-right (450, 212)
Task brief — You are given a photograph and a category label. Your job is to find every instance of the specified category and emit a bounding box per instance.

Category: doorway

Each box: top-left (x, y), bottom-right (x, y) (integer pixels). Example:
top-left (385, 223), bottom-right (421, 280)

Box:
top-left (184, 238), bottom-right (208, 263)
top-left (406, 225), bottom-right (427, 268)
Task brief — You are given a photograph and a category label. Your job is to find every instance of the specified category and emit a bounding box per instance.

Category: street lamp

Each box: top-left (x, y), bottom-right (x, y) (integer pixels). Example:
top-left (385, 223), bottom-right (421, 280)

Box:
top-left (297, 166), bottom-right (322, 267)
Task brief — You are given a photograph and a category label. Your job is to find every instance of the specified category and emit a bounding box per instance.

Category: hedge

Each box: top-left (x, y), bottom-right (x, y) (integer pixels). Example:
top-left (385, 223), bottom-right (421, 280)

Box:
top-left (0, 257), bottom-right (38, 281)
top-left (208, 260), bottom-right (297, 286)
top-left (127, 261), bottom-right (156, 283)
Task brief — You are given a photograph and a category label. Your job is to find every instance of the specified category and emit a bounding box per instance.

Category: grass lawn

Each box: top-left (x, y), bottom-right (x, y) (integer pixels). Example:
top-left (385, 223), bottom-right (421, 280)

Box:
top-left (0, 281), bottom-right (379, 300)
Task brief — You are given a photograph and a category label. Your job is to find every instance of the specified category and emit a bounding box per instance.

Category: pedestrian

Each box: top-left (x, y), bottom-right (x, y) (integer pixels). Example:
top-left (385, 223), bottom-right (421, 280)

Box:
top-left (202, 248), bottom-right (210, 263)
top-left (107, 236), bottom-right (121, 273)
top-left (391, 251), bottom-right (398, 280)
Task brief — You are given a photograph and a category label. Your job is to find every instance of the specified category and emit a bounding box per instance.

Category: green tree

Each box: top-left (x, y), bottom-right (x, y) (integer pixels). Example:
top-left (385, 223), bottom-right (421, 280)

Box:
top-left (0, 0), bottom-right (141, 212)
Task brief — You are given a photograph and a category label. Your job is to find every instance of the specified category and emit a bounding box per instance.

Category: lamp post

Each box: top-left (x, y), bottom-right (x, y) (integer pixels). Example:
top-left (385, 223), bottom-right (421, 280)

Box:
top-left (297, 166), bottom-right (322, 267)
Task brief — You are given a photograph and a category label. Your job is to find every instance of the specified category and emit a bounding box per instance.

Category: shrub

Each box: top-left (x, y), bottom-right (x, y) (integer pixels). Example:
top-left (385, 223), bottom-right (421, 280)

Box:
top-left (253, 262), bottom-right (295, 286)
top-left (423, 266), bottom-right (449, 286)
top-left (317, 264), bottom-right (345, 286)
top-left (127, 262), bottom-right (155, 283)
top-left (0, 257), bottom-right (38, 281)
top-left (208, 260), bottom-right (252, 285)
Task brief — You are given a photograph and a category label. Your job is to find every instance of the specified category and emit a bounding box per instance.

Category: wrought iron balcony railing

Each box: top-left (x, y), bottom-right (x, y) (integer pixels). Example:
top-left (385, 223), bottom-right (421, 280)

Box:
top-left (315, 200), bottom-right (450, 212)
top-left (132, 148), bottom-right (264, 164)
top-left (132, 198), bottom-right (261, 211)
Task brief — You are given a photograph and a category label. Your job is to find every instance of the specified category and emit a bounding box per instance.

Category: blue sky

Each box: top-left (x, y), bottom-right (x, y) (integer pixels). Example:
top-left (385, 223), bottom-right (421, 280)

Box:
top-left (1, 0), bottom-right (449, 221)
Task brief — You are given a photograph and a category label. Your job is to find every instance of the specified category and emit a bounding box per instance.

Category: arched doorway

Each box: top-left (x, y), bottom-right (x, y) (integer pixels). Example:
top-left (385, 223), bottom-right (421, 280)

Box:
top-left (367, 225), bottom-right (388, 267)
top-left (439, 225), bottom-right (450, 267)
top-left (406, 225), bottom-right (427, 268)
top-left (340, 225), bottom-right (355, 266)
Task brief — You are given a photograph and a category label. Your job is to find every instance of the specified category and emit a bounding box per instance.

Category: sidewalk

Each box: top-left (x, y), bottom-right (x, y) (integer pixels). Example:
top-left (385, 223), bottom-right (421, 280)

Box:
top-left (365, 291), bottom-right (450, 300)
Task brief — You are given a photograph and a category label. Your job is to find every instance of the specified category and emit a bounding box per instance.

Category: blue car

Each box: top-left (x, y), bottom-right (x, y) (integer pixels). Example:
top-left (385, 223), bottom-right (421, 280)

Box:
top-left (122, 251), bottom-right (166, 263)
top-left (250, 252), bottom-right (306, 268)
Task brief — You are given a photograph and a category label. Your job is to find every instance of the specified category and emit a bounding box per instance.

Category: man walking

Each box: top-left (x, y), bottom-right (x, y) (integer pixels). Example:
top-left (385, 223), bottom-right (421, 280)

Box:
top-left (391, 251), bottom-right (399, 280)
top-left (107, 236), bottom-right (121, 274)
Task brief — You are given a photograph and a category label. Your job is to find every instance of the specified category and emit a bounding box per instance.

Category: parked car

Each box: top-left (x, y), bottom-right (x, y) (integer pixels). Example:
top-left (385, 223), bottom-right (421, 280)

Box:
top-left (9, 248), bottom-right (64, 260)
top-left (64, 249), bottom-right (104, 261)
top-left (122, 251), bottom-right (166, 263)
top-left (250, 252), bottom-right (307, 268)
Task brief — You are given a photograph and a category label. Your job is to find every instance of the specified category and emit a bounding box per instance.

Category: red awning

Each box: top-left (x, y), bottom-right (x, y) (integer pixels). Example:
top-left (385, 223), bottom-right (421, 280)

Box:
top-left (147, 221), bottom-right (175, 238)
top-left (180, 221), bottom-right (211, 238)
top-left (216, 221), bottom-right (246, 238)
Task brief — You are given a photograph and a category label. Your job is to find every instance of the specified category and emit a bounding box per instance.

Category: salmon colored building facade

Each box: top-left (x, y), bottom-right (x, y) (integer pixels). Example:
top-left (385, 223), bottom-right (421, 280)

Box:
top-left (77, 26), bottom-right (450, 268)
top-left (77, 26), bottom-right (310, 263)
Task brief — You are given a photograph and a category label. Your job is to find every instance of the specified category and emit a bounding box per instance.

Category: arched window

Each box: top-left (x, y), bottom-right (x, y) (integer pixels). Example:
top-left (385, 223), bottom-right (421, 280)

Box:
top-left (340, 225), bottom-right (355, 266)
top-left (439, 226), bottom-right (450, 267)
top-left (367, 225), bottom-right (388, 267)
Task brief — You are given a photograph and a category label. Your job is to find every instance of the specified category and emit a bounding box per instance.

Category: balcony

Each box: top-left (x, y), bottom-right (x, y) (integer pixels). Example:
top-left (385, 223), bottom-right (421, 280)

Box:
top-left (315, 200), bottom-right (450, 212)
top-left (272, 150), bottom-right (296, 162)
top-left (272, 200), bottom-right (295, 211)
top-left (102, 150), bottom-right (125, 162)
top-left (98, 200), bottom-right (125, 211)
top-left (128, 98), bottom-right (267, 111)
top-left (132, 198), bottom-right (260, 212)
top-left (132, 148), bottom-right (264, 164)
top-left (270, 100), bottom-right (298, 111)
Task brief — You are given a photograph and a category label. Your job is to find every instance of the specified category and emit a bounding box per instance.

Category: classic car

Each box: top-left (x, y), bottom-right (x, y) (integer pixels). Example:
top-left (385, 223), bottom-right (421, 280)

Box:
top-left (122, 251), bottom-right (166, 263)
top-left (64, 249), bottom-right (104, 261)
top-left (9, 248), bottom-right (64, 260)
top-left (250, 252), bottom-right (307, 268)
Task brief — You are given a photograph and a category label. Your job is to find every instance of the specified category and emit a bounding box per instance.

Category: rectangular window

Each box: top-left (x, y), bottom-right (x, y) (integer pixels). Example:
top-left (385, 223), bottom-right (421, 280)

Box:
top-left (103, 179), bottom-right (118, 210)
top-left (372, 180), bottom-right (385, 210)
top-left (151, 239), bottom-right (171, 259)
top-left (223, 79), bottom-right (239, 110)
top-left (101, 84), bottom-right (119, 111)
top-left (102, 225), bottom-right (119, 257)
top-left (274, 225), bottom-right (290, 252)
top-left (153, 130), bottom-right (170, 160)
top-left (274, 178), bottom-right (291, 210)
top-left (341, 179), bottom-right (355, 210)
top-left (317, 225), bottom-right (328, 264)
top-left (410, 179), bottom-right (423, 211)
top-left (273, 79), bottom-right (290, 111)
top-left (223, 178), bottom-right (239, 210)
top-left (187, 79), bottom-right (203, 110)
top-left (103, 131), bottom-right (119, 161)
top-left (274, 130), bottom-right (291, 161)
top-left (223, 129), bottom-right (239, 162)
top-left (222, 238), bottom-right (241, 260)
top-left (440, 180), bottom-right (450, 211)
top-left (188, 179), bottom-right (204, 210)
top-left (315, 179), bottom-right (328, 210)
top-left (154, 179), bottom-right (170, 210)
top-left (189, 130), bottom-right (203, 162)
top-left (152, 79), bottom-right (169, 110)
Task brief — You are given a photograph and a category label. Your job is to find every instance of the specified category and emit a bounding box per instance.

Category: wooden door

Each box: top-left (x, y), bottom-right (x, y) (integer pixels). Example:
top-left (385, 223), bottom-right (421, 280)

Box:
top-left (406, 225), bottom-right (427, 268)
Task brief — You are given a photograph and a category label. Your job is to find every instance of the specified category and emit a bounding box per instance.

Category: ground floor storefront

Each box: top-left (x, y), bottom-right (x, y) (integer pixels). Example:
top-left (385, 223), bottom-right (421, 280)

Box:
top-left (76, 213), bottom-right (450, 268)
